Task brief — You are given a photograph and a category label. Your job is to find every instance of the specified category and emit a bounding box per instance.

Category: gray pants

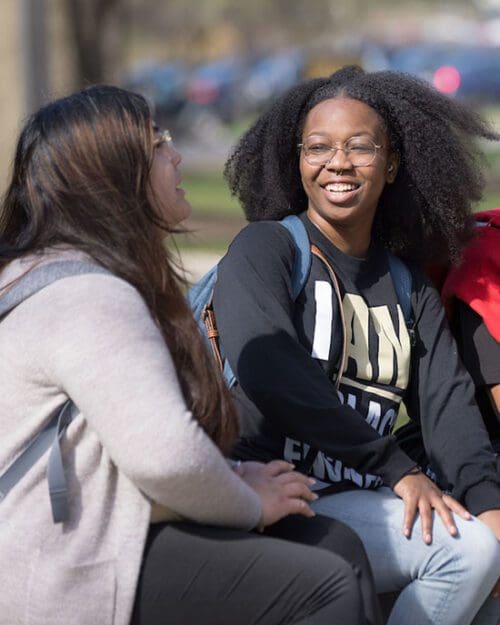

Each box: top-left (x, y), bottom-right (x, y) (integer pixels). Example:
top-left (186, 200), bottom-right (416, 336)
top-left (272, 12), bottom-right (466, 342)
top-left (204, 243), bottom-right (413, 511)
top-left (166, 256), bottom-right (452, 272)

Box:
top-left (131, 515), bottom-right (382, 625)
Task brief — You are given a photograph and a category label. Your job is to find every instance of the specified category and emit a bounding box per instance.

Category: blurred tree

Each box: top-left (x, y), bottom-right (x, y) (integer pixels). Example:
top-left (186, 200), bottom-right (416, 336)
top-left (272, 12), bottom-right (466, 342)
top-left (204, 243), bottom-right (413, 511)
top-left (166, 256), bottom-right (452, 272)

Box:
top-left (126, 0), bottom-right (336, 60)
top-left (125, 0), bottom-right (476, 64)
top-left (64, 0), bottom-right (128, 85)
top-left (59, 0), bottom-right (478, 87)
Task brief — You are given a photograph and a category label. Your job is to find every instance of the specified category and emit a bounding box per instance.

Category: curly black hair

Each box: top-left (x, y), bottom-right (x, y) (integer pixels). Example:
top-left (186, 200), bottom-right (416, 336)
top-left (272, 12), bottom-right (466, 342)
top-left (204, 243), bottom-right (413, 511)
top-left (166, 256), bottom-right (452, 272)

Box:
top-left (224, 65), bottom-right (498, 264)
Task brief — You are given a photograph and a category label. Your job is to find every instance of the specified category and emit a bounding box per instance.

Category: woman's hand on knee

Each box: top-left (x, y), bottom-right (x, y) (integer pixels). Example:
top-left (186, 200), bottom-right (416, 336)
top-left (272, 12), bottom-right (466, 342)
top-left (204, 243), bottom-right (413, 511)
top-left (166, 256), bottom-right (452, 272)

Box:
top-left (234, 460), bottom-right (318, 530)
top-left (393, 472), bottom-right (471, 544)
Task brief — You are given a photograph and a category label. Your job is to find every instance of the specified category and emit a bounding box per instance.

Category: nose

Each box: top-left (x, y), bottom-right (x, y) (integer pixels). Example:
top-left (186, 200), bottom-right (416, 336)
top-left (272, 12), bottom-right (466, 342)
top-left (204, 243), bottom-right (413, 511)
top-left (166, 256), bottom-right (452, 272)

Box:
top-left (325, 147), bottom-right (352, 170)
top-left (171, 147), bottom-right (182, 166)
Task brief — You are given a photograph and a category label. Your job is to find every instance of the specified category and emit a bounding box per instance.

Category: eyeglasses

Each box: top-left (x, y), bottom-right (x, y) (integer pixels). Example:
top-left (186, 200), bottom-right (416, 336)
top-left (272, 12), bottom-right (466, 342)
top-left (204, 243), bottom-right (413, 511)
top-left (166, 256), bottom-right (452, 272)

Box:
top-left (153, 128), bottom-right (174, 150)
top-left (298, 137), bottom-right (382, 168)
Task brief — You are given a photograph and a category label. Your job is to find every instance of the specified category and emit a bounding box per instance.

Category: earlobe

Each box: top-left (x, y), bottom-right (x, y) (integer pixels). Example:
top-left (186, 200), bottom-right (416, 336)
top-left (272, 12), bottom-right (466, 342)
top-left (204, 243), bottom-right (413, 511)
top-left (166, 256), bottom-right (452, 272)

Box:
top-left (386, 154), bottom-right (399, 183)
top-left (386, 165), bottom-right (395, 184)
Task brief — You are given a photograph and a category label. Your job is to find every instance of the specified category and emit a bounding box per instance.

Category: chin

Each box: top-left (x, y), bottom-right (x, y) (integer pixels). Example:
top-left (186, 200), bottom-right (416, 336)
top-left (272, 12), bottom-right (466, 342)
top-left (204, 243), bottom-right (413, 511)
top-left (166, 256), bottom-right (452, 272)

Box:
top-left (167, 200), bottom-right (192, 227)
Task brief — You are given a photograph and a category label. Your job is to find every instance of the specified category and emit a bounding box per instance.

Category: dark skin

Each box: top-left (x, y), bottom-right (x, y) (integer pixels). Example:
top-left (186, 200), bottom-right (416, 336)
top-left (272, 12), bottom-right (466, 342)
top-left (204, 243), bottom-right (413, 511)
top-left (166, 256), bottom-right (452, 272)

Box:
top-left (225, 65), bottom-right (500, 599)
top-left (300, 97), bottom-right (473, 546)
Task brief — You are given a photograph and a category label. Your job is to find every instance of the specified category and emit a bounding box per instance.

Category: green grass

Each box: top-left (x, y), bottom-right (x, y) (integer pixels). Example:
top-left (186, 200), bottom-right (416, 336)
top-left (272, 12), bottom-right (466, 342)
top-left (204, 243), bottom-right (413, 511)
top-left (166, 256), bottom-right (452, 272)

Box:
top-left (179, 162), bottom-right (500, 254)
top-left (183, 170), bottom-right (240, 217)
top-left (474, 192), bottom-right (500, 212)
top-left (183, 167), bottom-right (500, 219)
top-left (481, 106), bottom-right (500, 131)
top-left (181, 104), bottom-right (500, 219)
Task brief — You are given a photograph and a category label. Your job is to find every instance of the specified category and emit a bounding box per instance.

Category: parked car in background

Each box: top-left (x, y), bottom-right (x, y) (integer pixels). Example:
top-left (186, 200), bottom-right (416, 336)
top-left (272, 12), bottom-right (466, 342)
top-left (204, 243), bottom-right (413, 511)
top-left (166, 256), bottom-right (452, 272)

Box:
top-left (370, 43), bottom-right (500, 105)
top-left (446, 46), bottom-right (500, 104)
top-left (241, 48), bottom-right (306, 113)
top-left (123, 61), bottom-right (188, 128)
top-left (184, 55), bottom-right (249, 124)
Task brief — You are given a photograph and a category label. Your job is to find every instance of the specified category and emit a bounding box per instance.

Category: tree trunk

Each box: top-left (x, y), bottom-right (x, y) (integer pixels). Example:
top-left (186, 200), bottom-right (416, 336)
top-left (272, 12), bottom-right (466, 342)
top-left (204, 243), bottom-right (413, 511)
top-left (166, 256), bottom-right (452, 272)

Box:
top-left (65, 0), bottom-right (124, 87)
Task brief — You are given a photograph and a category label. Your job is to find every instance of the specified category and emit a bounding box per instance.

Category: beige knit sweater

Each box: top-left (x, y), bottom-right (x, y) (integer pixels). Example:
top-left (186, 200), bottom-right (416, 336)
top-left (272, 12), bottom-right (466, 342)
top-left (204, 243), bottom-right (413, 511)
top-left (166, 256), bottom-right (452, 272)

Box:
top-left (0, 250), bottom-right (261, 625)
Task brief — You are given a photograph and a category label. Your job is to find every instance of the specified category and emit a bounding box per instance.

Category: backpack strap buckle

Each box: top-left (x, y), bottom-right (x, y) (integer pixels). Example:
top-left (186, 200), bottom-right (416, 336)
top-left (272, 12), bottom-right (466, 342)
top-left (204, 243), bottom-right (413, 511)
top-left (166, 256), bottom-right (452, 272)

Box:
top-left (202, 301), bottom-right (224, 371)
top-left (408, 324), bottom-right (417, 347)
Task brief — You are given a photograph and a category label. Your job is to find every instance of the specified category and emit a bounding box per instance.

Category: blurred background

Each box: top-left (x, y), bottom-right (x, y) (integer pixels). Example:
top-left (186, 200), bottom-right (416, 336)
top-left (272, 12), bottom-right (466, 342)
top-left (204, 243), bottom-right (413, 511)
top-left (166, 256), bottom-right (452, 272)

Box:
top-left (2, 0), bottom-right (500, 278)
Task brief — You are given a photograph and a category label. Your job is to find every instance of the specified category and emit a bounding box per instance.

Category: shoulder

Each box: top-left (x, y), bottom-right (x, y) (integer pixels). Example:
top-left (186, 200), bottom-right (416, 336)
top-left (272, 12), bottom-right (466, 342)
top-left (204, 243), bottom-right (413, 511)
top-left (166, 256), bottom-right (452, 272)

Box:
top-left (1, 254), bottom-right (151, 337)
top-left (0, 260), bottom-right (160, 398)
top-left (223, 220), bottom-right (300, 268)
top-left (230, 220), bottom-right (297, 252)
top-left (215, 219), bottom-right (305, 298)
top-left (31, 272), bottom-right (149, 331)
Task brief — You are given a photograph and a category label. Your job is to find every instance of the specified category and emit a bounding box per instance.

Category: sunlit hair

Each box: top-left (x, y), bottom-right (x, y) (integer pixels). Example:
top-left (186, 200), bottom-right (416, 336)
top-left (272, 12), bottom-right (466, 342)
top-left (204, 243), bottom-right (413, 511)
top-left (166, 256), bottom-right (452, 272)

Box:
top-left (225, 65), bottom-right (499, 264)
top-left (0, 84), bottom-right (237, 453)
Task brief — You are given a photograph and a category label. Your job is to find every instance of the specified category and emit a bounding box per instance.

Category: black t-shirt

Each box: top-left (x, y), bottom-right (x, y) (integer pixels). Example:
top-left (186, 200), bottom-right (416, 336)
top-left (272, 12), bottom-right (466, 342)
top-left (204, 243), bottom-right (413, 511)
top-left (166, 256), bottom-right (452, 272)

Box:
top-left (213, 213), bottom-right (500, 514)
top-left (454, 299), bottom-right (500, 444)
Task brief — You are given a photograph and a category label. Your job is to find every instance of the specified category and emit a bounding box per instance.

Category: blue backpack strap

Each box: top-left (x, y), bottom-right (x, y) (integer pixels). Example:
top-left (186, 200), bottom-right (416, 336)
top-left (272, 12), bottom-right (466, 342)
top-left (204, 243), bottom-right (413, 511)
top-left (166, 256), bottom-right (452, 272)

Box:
top-left (387, 252), bottom-right (415, 345)
top-left (187, 216), bottom-right (311, 389)
top-left (186, 264), bottom-right (219, 334)
top-left (279, 215), bottom-right (312, 300)
top-left (187, 264), bottom-right (237, 388)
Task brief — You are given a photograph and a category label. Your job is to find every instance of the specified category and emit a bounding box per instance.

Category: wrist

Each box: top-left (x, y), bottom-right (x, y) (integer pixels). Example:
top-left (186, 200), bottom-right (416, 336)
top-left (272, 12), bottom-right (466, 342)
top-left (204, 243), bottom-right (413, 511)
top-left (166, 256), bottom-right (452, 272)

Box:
top-left (404, 465), bottom-right (422, 477)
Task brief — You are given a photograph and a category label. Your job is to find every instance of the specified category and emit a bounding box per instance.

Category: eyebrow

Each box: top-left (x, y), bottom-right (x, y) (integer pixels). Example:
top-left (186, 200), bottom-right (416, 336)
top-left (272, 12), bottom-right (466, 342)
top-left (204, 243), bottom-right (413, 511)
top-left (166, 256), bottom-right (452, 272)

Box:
top-left (304, 132), bottom-right (374, 139)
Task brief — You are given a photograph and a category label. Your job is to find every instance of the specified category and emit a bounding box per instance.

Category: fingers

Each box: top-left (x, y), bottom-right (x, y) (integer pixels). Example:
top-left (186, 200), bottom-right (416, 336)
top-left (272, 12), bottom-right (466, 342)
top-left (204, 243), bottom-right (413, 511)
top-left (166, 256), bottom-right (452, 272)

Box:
top-left (418, 500), bottom-right (435, 544)
top-left (414, 492), bottom-right (461, 543)
top-left (442, 494), bottom-right (471, 520)
top-left (283, 481), bottom-right (319, 503)
top-left (402, 497), bottom-right (418, 539)
top-left (275, 470), bottom-right (315, 488)
top-left (265, 460), bottom-right (296, 477)
top-left (395, 474), bottom-right (463, 543)
top-left (284, 497), bottom-right (316, 518)
top-left (432, 497), bottom-right (459, 538)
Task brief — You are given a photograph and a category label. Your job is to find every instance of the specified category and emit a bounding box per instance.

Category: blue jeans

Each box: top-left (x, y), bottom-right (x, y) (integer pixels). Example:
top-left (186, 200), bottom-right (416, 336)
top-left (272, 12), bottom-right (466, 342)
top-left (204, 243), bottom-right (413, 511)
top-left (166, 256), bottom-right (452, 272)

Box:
top-left (312, 487), bottom-right (500, 625)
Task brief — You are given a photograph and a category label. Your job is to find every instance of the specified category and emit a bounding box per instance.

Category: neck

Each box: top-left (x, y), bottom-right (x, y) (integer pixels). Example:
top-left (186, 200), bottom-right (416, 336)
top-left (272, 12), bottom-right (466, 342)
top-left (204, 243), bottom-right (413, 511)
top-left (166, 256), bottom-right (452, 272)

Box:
top-left (307, 211), bottom-right (371, 258)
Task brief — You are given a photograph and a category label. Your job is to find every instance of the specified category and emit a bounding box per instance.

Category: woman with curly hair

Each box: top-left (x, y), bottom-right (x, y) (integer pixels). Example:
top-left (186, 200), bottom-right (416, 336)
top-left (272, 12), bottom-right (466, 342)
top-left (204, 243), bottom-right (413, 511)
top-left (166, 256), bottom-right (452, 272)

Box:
top-left (0, 85), bottom-right (382, 625)
top-left (212, 66), bottom-right (500, 624)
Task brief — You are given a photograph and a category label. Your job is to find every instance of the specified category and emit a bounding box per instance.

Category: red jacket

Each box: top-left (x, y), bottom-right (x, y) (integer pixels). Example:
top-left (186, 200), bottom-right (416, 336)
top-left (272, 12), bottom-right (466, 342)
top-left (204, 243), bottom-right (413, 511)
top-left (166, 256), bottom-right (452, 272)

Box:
top-left (440, 208), bottom-right (500, 341)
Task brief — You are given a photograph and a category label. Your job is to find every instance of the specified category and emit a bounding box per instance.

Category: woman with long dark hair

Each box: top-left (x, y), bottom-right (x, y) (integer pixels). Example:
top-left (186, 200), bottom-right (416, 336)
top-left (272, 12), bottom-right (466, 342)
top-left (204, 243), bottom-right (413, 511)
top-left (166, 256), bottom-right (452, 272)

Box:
top-left (0, 85), bottom-right (381, 625)
top-left (212, 66), bottom-right (500, 624)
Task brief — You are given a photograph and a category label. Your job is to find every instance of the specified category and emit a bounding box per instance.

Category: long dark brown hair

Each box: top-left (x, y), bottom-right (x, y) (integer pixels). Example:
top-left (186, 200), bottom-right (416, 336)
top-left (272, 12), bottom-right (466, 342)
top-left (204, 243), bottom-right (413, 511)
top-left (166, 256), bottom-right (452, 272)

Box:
top-left (0, 84), bottom-right (238, 453)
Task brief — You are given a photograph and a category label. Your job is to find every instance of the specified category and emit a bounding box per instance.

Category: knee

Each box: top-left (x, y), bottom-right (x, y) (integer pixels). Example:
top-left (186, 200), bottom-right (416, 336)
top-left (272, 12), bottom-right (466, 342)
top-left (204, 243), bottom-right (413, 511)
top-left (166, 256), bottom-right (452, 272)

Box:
top-left (453, 517), bottom-right (500, 583)
top-left (304, 550), bottom-right (366, 623)
top-left (315, 549), bottom-right (365, 599)
top-left (321, 517), bottom-right (371, 576)
top-left (468, 520), bottom-right (500, 578)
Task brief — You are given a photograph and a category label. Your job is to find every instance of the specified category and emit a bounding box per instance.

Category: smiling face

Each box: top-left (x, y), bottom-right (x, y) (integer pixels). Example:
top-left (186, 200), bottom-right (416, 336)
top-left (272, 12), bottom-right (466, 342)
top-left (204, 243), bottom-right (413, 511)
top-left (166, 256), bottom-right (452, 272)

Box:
top-left (148, 128), bottom-right (192, 227)
top-left (300, 97), bottom-right (398, 253)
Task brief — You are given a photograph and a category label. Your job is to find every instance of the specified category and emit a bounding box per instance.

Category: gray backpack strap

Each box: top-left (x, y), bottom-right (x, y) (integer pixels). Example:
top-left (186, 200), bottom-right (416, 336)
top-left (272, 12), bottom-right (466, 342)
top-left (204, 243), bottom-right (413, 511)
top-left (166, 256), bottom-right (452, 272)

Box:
top-left (0, 260), bottom-right (109, 320)
top-left (0, 403), bottom-right (63, 501)
top-left (47, 401), bottom-right (78, 523)
top-left (0, 259), bottom-right (111, 523)
top-left (0, 401), bottom-right (76, 524)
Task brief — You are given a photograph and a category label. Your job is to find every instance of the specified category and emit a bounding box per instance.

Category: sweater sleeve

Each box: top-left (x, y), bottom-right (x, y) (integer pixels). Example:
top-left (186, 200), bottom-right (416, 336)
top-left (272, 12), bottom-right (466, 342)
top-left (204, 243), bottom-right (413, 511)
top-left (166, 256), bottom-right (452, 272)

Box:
top-left (404, 271), bottom-right (500, 515)
top-left (213, 222), bottom-right (414, 486)
top-left (30, 273), bottom-right (261, 530)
